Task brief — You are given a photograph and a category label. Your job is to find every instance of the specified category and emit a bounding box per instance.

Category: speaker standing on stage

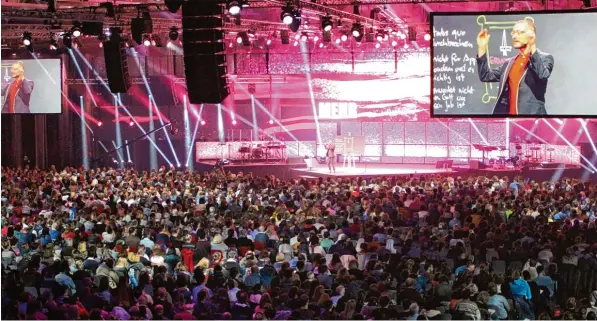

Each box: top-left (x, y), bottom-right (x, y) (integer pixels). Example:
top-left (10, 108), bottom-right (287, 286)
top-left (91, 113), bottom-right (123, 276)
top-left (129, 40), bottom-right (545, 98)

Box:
top-left (326, 143), bottom-right (336, 173)
top-left (476, 18), bottom-right (554, 115)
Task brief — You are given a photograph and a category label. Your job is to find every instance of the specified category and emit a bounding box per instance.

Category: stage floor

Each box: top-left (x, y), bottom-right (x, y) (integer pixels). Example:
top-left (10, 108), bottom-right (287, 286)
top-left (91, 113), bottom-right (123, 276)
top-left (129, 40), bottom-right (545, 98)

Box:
top-left (293, 163), bottom-right (453, 178)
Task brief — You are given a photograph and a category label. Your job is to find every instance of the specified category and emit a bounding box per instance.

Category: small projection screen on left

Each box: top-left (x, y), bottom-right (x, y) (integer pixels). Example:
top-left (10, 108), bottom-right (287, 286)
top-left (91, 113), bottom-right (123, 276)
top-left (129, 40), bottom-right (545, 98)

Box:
top-left (1, 59), bottom-right (62, 114)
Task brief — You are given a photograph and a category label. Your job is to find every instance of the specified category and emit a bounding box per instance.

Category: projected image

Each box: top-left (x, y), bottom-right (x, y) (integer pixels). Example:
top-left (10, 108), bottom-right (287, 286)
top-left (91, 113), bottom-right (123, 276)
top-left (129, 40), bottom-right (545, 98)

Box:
top-left (1, 59), bottom-right (62, 114)
top-left (431, 11), bottom-right (597, 117)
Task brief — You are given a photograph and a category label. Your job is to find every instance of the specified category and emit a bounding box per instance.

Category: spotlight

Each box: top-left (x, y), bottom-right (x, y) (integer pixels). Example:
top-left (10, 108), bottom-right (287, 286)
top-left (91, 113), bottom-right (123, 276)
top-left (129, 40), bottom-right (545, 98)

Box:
top-left (376, 32), bottom-right (383, 42)
top-left (98, 121), bottom-right (103, 127)
top-left (375, 43), bottom-right (380, 48)
top-left (143, 35), bottom-right (151, 46)
top-left (403, 43), bottom-right (409, 49)
top-left (228, 0), bottom-right (241, 15)
top-left (313, 36), bottom-right (319, 42)
top-left (300, 33), bottom-right (307, 42)
top-left (335, 38), bottom-right (341, 44)
top-left (71, 21), bottom-right (82, 37)
top-left (22, 32), bottom-right (32, 46)
top-left (268, 119), bottom-right (274, 125)
top-left (63, 32), bottom-right (73, 48)
top-left (200, 120), bottom-right (206, 125)
top-left (321, 16), bottom-right (333, 32)
top-left (391, 40), bottom-right (397, 47)
top-left (351, 23), bottom-right (363, 42)
top-left (294, 34), bottom-right (300, 40)
top-left (341, 34), bottom-right (348, 42)
top-left (129, 121), bottom-right (134, 127)
top-left (266, 39), bottom-right (272, 45)
top-left (281, 5), bottom-right (295, 25)
top-left (237, 31), bottom-right (250, 46)
top-left (168, 27), bottom-right (179, 41)
top-left (49, 38), bottom-right (58, 50)
top-left (293, 41), bottom-right (298, 46)
top-left (232, 119), bottom-right (237, 125)
top-left (319, 42), bottom-right (324, 48)
top-left (424, 33), bottom-right (431, 41)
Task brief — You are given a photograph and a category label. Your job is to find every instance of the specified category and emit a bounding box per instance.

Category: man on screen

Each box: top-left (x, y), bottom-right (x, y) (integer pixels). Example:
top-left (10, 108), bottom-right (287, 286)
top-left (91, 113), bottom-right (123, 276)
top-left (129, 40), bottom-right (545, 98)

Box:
top-left (1, 61), bottom-right (35, 114)
top-left (476, 18), bottom-right (554, 115)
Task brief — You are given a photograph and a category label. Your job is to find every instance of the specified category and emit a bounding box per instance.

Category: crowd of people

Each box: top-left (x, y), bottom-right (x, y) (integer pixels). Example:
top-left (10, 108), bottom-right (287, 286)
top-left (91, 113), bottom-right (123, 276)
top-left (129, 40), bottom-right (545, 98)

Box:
top-left (2, 164), bottom-right (597, 320)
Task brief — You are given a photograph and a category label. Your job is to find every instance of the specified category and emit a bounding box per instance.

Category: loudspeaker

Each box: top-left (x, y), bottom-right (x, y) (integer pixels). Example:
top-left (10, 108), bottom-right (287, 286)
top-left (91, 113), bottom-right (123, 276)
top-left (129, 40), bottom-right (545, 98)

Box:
top-left (181, 0), bottom-right (229, 104)
top-left (103, 35), bottom-right (130, 93)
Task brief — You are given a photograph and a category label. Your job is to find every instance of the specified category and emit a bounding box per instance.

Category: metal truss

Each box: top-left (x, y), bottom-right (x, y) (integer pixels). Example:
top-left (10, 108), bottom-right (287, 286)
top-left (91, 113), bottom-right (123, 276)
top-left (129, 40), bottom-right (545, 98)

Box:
top-left (66, 76), bottom-right (287, 85)
top-left (65, 78), bottom-right (149, 85)
top-left (247, 0), bottom-right (545, 7)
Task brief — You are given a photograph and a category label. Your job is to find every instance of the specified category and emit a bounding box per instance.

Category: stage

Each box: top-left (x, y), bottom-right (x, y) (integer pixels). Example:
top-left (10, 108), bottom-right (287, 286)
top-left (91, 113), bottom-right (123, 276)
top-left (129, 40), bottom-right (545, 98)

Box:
top-left (293, 163), bottom-right (453, 178)
top-left (197, 159), bottom-right (594, 181)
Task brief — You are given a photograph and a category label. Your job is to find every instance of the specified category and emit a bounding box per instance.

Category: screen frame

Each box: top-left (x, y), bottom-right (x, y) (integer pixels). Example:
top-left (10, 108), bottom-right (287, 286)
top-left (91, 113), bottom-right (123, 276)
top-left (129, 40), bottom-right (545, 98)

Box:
top-left (429, 8), bottom-right (597, 119)
top-left (1, 56), bottom-right (64, 115)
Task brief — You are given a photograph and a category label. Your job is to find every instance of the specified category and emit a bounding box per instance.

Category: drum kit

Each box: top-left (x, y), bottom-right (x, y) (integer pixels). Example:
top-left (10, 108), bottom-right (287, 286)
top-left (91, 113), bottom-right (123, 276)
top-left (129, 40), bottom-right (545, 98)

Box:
top-left (237, 141), bottom-right (286, 162)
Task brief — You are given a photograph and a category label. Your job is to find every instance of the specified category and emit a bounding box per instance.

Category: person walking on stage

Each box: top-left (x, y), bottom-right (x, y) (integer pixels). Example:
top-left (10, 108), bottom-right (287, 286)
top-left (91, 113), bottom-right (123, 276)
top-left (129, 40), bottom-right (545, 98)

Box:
top-left (326, 143), bottom-right (336, 173)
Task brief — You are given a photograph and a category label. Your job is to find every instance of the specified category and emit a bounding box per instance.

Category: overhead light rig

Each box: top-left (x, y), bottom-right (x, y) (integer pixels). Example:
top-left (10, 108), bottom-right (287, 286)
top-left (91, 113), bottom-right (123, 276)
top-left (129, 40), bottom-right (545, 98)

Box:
top-left (246, 0), bottom-right (548, 7)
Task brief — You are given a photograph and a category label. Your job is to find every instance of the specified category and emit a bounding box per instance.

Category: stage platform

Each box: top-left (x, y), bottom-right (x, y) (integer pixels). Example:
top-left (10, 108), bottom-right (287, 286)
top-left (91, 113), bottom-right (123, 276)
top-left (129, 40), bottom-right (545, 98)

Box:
top-left (197, 159), bottom-right (594, 182)
top-left (293, 163), bottom-right (453, 178)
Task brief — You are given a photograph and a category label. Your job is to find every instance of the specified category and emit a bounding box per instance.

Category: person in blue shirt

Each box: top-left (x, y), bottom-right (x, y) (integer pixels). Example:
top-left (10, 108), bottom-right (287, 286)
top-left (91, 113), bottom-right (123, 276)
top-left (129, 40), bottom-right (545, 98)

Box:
top-left (191, 272), bottom-right (213, 304)
top-left (487, 282), bottom-right (510, 320)
top-left (509, 271), bottom-right (534, 320)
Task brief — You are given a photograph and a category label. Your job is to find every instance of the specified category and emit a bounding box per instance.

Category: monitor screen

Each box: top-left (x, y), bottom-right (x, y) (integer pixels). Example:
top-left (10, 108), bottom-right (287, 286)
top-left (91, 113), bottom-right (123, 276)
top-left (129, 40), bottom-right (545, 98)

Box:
top-left (430, 10), bottom-right (597, 118)
top-left (1, 59), bottom-right (62, 114)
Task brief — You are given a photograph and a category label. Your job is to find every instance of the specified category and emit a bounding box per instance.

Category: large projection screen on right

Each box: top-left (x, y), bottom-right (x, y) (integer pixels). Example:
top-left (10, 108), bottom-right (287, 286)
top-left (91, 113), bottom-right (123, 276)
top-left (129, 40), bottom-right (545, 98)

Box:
top-left (430, 10), bottom-right (597, 118)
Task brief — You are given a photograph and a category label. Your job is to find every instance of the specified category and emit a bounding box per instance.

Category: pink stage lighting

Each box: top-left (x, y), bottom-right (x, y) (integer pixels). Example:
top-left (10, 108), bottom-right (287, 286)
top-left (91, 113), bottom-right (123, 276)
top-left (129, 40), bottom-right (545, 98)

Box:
top-left (335, 38), bottom-right (341, 44)
top-left (341, 34), bottom-right (348, 42)
top-left (236, 36), bottom-right (242, 44)
top-left (300, 34), bottom-right (307, 42)
top-left (232, 119), bottom-right (237, 125)
top-left (268, 119), bottom-right (274, 125)
top-left (391, 40), bottom-right (397, 47)
top-left (424, 33), bottom-right (431, 41)
top-left (97, 121), bottom-right (103, 127)
top-left (143, 39), bottom-right (151, 47)
top-left (129, 121), bottom-right (134, 127)
top-left (200, 120), bottom-right (206, 125)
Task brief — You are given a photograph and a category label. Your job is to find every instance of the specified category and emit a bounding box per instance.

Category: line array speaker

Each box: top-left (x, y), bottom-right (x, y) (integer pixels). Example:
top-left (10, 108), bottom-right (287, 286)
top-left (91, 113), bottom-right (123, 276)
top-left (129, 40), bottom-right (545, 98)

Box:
top-left (103, 32), bottom-right (130, 93)
top-left (181, 0), bottom-right (230, 104)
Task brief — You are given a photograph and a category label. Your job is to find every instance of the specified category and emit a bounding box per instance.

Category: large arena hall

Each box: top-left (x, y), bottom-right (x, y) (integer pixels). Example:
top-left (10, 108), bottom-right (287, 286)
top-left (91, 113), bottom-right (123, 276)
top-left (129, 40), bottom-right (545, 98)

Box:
top-left (2, 0), bottom-right (597, 320)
